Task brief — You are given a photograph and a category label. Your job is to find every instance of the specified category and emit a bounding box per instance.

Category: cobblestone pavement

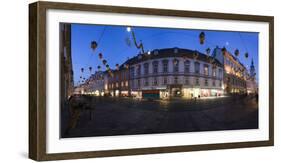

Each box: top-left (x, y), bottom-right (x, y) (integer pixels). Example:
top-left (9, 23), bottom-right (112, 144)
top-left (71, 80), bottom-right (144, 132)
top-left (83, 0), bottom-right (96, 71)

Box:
top-left (61, 95), bottom-right (258, 138)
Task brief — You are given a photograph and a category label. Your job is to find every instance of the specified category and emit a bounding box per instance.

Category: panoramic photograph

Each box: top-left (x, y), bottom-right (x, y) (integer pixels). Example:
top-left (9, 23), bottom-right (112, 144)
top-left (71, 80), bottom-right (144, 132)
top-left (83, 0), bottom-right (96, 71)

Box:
top-left (59, 23), bottom-right (259, 138)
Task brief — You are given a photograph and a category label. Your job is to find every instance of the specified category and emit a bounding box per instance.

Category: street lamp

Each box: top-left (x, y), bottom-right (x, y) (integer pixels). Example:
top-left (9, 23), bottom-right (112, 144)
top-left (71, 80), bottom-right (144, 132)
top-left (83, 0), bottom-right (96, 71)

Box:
top-left (126, 27), bottom-right (131, 32)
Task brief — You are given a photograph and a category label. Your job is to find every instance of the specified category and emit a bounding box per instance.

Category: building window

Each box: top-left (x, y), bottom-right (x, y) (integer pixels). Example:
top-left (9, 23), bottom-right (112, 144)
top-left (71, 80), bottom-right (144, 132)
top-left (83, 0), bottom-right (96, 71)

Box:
top-left (152, 61), bottom-right (159, 74)
top-left (195, 62), bottom-right (200, 74)
top-left (205, 79), bottom-right (208, 86)
top-left (137, 65), bottom-right (141, 76)
top-left (204, 64), bottom-right (209, 76)
top-left (154, 50), bottom-right (159, 55)
top-left (116, 82), bottom-right (119, 88)
top-left (144, 63), bottom-right (149, 75)
top-left (219, 81), bottom-right (222, 87)
top-left (163, 77), bottom-right (168, 85)
top-left (219, 69), bottom-right (222, 79)
top-left (131, 80), bottom-right (134, 88)
top-left (195, 78), bottom-right (200, 86)
top-left (174, 48), bottom-right (178, 53)
top-left (153, 77), bottom-right (158, 86)
top-left (144, 78), bottom-right (149, 86)
top-left (137, 79), bottom-right (141, 87)
top-left (125, 81), bottom-right (128, 87)
top-left (212, 66), bottom-right (216, 77)
top-left (174, 76), bottom-right (178, 84)
top-left (130, 67), bottom-right (135, 78)
top-left (184, 60), bottom-right (190, 73)
top-left (121, 81), bottom-right (124, 87)
top-left (185, 77), bottom-right (190, 85)
top-left (162, 60), bottom-right (169, 73)
top-left (173, 59), bottom-right (179, 72)
top-left (212, 80), bottom-right (216, 86)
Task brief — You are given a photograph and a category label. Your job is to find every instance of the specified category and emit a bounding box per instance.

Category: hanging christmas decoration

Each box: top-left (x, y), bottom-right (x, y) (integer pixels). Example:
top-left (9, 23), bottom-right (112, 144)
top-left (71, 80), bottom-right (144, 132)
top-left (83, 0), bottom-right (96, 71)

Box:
top-left (91, 41), bottom-right (98, 51)
top-left (81, 68), bottom-right (84, 73)
top-left (98, 53), bottom-right (103, 59)
top-left (106, 64), bottom-right (110, 69)
top-left (199, 32), bottom-right (205, 44)
top-left (102, 59), bottom-right (107, 65)
top-left (89, 66), bottom-right (92, 72)
top-left (234, 49), bottom-right (239, 57)
top-left (245, 52), bottom-right (249, 58)
top-left (97, 65), bottom-right (101, 70)
top-left (80, 76), bottom-right (82, 79)
top-left (130, 28), bottom-right (145, 53)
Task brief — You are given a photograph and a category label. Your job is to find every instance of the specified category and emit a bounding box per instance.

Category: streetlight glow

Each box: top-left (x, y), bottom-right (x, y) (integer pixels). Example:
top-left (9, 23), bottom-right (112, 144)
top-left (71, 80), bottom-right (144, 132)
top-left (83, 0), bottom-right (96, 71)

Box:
top-left (126, 27), bottom-right (131, 32)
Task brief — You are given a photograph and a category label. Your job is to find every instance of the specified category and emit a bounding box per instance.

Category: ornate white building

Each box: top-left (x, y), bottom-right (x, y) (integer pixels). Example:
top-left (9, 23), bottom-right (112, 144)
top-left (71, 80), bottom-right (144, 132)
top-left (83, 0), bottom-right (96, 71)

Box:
top-left (126, 48), bottom-right (224, 99)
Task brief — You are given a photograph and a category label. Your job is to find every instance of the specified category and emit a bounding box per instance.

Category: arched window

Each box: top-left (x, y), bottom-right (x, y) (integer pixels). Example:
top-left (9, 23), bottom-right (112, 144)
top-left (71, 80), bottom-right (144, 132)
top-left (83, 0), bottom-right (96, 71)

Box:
top-left (194, 62), bottom-right (200, 74)
top-left (152, 61), bottom-right (159, 74)
top-left (137, 65), bottom-right (141, 76)
top-left (173, 59), bottom-right (179, 72)
top-left (184, 60), bottom-right (190, 73)
top-left (162, 60), bottom-right (169, 73)
top-left (204, 64), bottom-right (209, 76)
top-left (144, 62), bottom-right (149, 75)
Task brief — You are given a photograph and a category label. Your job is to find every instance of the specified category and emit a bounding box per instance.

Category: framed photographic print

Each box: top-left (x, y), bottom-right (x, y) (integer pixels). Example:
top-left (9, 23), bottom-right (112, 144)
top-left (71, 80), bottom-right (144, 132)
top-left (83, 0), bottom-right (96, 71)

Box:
top-left (29, 1), bottom-right (274, 161)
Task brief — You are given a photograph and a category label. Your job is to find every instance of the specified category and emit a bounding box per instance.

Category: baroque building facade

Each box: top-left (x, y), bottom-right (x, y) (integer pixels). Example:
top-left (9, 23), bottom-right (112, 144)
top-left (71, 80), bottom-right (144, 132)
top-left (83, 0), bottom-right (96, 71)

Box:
top-left (212, 47), bottom-right (248, 94)
top-left (104, 48), bottom-right (224, 99)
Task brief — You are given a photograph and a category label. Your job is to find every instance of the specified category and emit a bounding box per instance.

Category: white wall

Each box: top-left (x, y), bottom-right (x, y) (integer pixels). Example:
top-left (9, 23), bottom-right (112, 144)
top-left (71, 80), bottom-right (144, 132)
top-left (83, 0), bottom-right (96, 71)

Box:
top-left (0, 0), bottom-right (279, 162)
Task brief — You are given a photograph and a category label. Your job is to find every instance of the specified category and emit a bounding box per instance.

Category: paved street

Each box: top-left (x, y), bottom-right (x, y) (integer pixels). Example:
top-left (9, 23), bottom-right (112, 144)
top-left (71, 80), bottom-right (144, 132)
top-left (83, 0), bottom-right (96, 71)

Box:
top-left (61, 95), bottom-right (258, 138)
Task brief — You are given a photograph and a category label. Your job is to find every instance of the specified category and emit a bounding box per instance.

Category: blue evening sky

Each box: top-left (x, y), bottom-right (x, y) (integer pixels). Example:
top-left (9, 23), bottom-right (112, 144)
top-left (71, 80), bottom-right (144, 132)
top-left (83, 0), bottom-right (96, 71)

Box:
top-left (71, 23), bottom-right (259, 86)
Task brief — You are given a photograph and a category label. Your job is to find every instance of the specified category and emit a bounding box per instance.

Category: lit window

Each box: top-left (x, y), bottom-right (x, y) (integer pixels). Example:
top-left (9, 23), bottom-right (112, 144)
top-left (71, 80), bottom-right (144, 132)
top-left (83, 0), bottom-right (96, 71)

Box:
top-left (204, 64), bottom-right (209, 76)
top-left (173, 59), bottom-right (179, 72)
top-left (212, 66), bottom-right (216, 77)
top-left (125, 81), bottom-right (128, 87)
